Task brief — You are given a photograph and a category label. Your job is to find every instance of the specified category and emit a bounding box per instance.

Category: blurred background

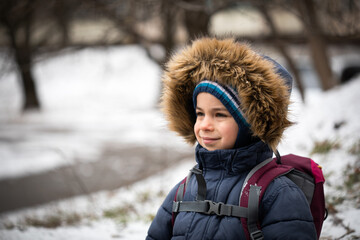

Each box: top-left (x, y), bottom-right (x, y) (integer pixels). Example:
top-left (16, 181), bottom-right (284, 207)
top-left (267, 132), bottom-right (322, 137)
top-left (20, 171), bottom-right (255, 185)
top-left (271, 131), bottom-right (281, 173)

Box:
top-left (0, 0), bottom-right (360, 239)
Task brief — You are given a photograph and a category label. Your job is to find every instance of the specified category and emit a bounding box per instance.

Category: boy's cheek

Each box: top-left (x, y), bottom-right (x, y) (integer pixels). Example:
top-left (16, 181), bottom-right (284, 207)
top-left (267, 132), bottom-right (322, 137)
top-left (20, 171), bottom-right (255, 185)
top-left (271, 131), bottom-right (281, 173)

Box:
top-left (194, 123), bottom-right (200, 138)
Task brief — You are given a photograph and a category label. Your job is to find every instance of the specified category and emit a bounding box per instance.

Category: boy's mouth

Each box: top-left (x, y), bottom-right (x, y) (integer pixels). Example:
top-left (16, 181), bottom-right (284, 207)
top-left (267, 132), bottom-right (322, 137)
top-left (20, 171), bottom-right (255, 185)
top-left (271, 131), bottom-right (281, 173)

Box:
top-left (201, 137), bottom-right (220, 145)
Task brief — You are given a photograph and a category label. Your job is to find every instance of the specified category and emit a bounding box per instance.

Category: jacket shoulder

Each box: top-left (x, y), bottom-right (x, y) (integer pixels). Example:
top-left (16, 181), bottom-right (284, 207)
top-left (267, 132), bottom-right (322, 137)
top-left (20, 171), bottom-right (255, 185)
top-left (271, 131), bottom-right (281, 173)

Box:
top-left (146, 179), bottom-right (184, 240)
top-left (260, 176), bottom-right (317, 239)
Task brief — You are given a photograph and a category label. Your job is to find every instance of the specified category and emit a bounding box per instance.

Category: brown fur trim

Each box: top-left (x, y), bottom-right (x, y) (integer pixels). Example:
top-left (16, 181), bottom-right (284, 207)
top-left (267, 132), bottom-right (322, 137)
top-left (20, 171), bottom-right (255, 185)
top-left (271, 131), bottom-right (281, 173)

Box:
top-left (161, 37), bottom-right (293, 151)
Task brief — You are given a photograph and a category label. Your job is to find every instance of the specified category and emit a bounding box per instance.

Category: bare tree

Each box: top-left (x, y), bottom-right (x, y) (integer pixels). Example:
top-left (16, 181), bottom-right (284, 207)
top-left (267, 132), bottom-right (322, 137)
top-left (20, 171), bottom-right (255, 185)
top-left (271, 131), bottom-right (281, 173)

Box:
top-left (0, 0), bottom-right (42, 110)
top-left (255, 1), bottom-right (305, 101)
top-left (0, 0), bottom-right (80, 111)
top-left (295, 0), bottom-right (337, 90)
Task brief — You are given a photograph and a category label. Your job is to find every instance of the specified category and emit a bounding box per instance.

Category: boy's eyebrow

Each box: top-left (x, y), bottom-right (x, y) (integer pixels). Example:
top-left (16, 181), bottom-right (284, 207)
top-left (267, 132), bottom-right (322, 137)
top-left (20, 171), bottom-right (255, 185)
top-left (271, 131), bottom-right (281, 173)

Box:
top-left (196, 106), bottom-right (228, 111)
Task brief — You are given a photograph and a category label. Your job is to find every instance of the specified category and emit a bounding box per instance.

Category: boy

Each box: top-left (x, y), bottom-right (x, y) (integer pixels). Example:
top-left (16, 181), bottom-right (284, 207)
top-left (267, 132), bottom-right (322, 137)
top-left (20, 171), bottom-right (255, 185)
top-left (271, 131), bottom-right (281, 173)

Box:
top-left (146, 38), bottom-right (317, 239)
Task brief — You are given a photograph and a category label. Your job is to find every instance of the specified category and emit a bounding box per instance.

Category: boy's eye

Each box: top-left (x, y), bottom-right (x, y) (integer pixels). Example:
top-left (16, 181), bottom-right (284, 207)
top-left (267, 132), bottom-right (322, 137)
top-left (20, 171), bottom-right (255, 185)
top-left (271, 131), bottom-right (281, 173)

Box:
top-left (215, 112), bottom-right (228, 118)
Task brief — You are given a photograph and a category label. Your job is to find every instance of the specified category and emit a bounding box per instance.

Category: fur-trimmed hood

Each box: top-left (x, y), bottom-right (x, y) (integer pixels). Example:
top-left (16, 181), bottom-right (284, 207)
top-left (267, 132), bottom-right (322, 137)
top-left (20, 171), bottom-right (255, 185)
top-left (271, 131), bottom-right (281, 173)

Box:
top-left (161, 37), bottom-right (293, 151)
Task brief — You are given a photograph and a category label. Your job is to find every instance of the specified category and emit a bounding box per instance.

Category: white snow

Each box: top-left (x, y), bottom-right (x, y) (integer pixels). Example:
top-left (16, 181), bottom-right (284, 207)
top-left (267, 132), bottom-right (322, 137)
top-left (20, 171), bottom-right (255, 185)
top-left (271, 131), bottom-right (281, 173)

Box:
top-left (0, 46), bottom-right (188, 179)
top-left (0, 45), bottom-right (359, 239)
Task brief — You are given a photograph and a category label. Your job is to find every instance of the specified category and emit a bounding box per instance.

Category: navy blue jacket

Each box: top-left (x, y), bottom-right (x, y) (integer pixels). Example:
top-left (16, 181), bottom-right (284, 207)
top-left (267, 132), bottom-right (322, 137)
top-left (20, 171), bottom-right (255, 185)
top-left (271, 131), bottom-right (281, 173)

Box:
top-left (146, 141), bottom-right (317, 239)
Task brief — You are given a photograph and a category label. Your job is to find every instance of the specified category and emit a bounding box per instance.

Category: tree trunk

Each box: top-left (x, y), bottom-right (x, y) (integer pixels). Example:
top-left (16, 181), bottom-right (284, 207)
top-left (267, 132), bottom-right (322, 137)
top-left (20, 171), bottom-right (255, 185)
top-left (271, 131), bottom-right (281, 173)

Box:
top-left (297, 0), bottom-right (337, 90)
top-left (16, 48), bottom-right (40, 111)
top-left (307, 35), bottom-right (336, 90)
top-left (3, 3), bottom-right (41, 111)
top-left (256, 2), bottom-right (305, 101)
top-left (162, 0), bottom-right (178, 62)
top-left (54, 0), bottom-right (70, 47)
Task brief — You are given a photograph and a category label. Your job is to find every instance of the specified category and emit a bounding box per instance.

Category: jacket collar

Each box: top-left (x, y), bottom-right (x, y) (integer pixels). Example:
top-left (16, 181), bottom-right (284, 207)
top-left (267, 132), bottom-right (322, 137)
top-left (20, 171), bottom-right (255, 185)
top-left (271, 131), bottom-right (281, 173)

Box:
top-left (195, 141), bottom-right (273, 174)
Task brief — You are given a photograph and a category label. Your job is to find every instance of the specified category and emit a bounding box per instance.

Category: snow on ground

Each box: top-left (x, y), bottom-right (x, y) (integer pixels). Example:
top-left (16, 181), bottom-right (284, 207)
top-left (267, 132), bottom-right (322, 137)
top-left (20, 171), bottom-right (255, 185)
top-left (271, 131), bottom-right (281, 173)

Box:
top-left (0, 158), bottom-right (195, 240)
top-left (0, 46), bottom-right (360, 239)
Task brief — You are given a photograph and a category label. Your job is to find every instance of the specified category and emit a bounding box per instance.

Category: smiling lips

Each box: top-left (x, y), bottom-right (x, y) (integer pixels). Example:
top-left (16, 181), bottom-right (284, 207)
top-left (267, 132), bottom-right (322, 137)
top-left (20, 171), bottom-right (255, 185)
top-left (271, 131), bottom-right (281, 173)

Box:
top-left (201, 136), bottom-right (220, 145)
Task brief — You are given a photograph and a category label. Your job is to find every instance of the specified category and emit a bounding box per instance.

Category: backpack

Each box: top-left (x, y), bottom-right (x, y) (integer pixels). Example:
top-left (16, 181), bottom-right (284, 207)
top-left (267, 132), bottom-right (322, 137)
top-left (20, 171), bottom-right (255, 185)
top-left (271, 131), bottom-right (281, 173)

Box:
top-left (171, 153), bottom-right (327, 240)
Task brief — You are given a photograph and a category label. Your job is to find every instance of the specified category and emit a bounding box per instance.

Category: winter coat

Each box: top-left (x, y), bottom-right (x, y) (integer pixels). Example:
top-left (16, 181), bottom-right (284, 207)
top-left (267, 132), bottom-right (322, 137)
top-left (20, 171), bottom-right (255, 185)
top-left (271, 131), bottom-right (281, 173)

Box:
top-left (146, 141), bottom-right (317, 240)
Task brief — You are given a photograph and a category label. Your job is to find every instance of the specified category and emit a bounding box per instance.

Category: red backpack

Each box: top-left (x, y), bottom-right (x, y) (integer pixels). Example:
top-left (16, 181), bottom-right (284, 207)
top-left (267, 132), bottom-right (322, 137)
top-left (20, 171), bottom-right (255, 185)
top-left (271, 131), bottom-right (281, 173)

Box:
top-left (172, 154), bottom-right (327, 240)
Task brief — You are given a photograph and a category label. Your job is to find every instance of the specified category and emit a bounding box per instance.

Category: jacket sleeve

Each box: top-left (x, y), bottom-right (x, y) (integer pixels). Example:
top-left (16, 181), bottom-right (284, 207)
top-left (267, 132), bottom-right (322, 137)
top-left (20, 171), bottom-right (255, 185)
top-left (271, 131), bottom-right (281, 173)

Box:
top-left (260, 176), bottom-right (317, 240)
top-left (146, 181), bottom-right (182, 240)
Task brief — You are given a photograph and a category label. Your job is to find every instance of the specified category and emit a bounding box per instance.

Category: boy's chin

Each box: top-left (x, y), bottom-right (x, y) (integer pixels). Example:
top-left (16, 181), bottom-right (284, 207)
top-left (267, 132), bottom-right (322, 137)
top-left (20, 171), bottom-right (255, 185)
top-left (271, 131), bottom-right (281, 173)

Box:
top-left (198, 143), bottom-right (216, 151)
top-left (199, 143), bottom-right (234, 152)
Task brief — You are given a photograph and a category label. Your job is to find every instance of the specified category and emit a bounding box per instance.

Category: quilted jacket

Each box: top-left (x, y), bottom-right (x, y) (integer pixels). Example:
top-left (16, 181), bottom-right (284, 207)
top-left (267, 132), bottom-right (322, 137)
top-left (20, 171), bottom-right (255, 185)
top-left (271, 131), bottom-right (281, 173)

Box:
top-left (146, 141), bottom-right (317, 240)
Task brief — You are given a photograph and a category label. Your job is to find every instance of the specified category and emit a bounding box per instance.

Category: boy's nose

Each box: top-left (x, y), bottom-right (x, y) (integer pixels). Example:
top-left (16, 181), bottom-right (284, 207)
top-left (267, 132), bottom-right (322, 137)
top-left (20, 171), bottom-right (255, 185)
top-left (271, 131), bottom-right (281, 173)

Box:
top-left (200, 116), bottom-right (214, 131)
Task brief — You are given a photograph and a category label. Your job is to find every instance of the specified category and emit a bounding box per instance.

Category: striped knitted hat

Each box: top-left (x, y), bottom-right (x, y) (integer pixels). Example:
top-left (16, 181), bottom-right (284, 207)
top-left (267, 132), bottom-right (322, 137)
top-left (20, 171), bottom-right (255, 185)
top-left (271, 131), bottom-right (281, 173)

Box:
top-left (192, 80), bottom-right (257, 148)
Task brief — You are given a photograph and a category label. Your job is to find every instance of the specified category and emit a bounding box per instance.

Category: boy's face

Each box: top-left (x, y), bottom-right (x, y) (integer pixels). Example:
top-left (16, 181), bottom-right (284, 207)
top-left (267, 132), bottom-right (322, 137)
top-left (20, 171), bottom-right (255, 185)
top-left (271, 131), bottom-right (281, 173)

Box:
top-left (194, 93), bottom-right (239, 151)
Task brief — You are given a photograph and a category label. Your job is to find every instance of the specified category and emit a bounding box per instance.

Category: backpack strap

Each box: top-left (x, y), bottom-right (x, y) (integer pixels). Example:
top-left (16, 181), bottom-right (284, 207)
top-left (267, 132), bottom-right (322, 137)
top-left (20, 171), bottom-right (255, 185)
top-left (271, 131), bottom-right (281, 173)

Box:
top-left (174, 165), bottom-right (197, 203)
top-left (247, 185), bottom-right (263, 240)
top-left (172, 165), bottom-right (249, 224)
top-left (172, 165), bottom-right (203, 226)
top-left (172, 200), bottom-right (248, 218)
top-left (190, 166), bottom-right (207, 201)
top-left (172, 176), bottom-right (187, 226)
top-left (240, 157), bottom-right (294, 240)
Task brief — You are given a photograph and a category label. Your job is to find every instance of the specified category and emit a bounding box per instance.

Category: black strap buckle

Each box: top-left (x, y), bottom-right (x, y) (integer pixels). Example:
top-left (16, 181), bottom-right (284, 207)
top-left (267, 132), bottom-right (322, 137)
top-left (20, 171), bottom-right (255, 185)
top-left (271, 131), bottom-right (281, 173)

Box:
top-left (250, 230), bottom-right (264, 240)
top-left (204, 200), bottom-right (223, 215)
